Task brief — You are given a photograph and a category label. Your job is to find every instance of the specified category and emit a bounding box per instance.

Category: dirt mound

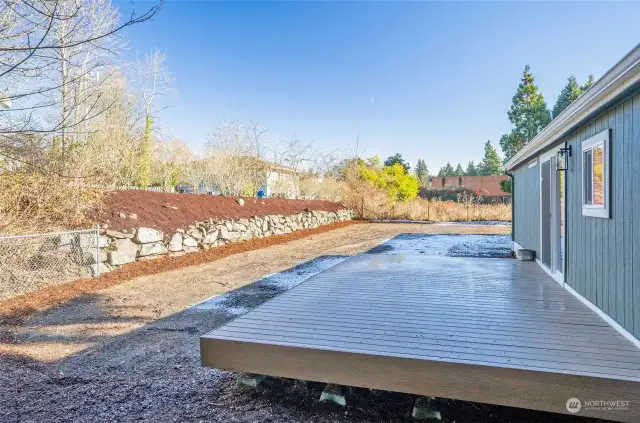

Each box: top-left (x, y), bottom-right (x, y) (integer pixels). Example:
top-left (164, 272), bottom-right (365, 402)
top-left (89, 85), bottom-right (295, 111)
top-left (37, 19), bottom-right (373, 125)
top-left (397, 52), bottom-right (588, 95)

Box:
top-left (95, 191), bottom-right (347, 233)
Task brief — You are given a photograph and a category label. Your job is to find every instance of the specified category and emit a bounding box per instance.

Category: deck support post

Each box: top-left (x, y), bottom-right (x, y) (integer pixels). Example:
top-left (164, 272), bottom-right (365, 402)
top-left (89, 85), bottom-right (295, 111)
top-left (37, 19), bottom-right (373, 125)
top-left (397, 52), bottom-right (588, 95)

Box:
top-left (319, 384), bottom-right (348, 407)
top-left (235, 373), bottom-right (266, 388)
top-left (411, 396), bottom-right (442, 421)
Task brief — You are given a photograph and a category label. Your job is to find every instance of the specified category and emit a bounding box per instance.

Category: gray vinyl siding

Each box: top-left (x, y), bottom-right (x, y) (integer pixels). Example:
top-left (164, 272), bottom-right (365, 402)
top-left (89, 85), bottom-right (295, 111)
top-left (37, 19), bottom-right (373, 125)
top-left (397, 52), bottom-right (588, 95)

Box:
top-left (562, 88), bottom-right (640, 338)
top-left (513, 162), bottom-right (539, 257)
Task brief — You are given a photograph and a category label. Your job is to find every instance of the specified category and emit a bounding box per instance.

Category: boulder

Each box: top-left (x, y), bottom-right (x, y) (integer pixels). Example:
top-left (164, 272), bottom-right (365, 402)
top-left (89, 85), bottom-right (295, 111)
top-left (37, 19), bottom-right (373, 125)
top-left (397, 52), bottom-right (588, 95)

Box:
top-left (218, 228), bottom-right (230, 240)
top-left (83, 249), bottom-right (108, 264)
top-left (168, 233), bottom-right (183, 252)
top-left (135, 227), bottom-right (163, 244)
top-left (187, 228), bottom-right (203, 240)
top-left (203, 230), bottom-right (219, 244)
top-left (108, 239), bottom-right (137, 266)
top-left (78, 233), bottom-right (109, 248)
top-left (232, 223), bottom-right (246, 231)
top-left (138, 243), bottom-right (168, 257)
top-left (106, 230), bottom-right (134, 239)
top-left (58, 233), bottom-right (76, 250)
top-left (183, 235), bottom-right (198, 248)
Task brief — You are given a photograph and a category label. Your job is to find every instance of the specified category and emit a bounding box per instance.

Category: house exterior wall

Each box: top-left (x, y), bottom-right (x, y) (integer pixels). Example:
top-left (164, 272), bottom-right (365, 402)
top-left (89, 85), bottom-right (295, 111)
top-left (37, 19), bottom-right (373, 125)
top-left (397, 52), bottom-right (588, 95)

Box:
top-left (263, 171), bottom-right (299, 199)
top-left (512, 162), bottom-right (540, 256)
top-left (561, 89), bottom-right (640, 338)
top-left (460, 175), bottom-right (511, 197)
top-left (429, 177), bottom-right (444, 188)
top-left (444, 176), bottom-right (460, 187)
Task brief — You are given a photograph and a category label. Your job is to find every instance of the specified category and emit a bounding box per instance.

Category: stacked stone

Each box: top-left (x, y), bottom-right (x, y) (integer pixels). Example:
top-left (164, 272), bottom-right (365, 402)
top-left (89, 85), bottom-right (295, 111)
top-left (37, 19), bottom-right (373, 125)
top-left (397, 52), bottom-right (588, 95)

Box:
top-left (92, 209), bottom-right (354, 274)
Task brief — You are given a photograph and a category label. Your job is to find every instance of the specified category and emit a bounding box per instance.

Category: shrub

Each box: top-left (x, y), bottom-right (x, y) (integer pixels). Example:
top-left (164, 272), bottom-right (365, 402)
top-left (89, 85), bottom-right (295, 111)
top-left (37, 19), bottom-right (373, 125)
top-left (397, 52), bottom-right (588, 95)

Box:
top-left (359, 163), bottom-right (419, 202)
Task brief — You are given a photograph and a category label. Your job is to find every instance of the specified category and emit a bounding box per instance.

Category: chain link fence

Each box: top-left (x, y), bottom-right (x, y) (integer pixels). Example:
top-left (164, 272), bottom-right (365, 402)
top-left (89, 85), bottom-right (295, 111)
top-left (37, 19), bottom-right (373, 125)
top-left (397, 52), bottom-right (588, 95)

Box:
top-left (0, 228), bottom-right (101, 300)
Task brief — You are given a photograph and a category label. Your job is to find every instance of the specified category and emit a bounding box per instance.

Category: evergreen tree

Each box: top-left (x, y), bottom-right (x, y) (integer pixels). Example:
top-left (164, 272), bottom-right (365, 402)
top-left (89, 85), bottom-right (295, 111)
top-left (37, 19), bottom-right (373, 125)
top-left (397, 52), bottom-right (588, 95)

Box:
top-left (500, 65), bottom-right (551, 161)
top-left (384, 153), bottom-right (410, 173)
top-left (465, 161), bottom-right (478, 176)
top-left (499, 179), bottom-right (512, 193)
top-left (414, 159), bottom-right (429, 186)
top-left (583, 74), bottom-right (595, 90)
top-left (552, 74), bottom-right (595, 118)
top-left (479, 141), bottom-right (502, 176)
top-left (454, 163), bottom-right (464, 176)
top-left (443, 162), bottom-right (455, 177)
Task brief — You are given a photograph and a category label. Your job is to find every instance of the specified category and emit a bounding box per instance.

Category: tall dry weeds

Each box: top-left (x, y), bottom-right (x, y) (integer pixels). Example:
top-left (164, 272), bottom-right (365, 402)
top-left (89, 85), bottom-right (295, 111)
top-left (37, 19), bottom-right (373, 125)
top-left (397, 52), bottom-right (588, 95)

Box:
top-left (0, 172), bottom-right (103, 234)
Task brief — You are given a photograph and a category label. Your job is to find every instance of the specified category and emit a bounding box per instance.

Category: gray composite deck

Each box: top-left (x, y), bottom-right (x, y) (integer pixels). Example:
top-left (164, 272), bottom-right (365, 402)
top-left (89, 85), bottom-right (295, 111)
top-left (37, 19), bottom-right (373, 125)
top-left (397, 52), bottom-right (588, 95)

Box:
top-left (201, 255), bottom-right (640, 421)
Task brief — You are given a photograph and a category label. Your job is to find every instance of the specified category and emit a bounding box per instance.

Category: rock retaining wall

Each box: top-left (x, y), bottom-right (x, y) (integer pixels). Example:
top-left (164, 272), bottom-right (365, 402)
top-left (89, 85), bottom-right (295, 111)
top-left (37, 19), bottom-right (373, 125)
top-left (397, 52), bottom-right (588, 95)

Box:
top-left (95, 209), bottom-right (354, 275)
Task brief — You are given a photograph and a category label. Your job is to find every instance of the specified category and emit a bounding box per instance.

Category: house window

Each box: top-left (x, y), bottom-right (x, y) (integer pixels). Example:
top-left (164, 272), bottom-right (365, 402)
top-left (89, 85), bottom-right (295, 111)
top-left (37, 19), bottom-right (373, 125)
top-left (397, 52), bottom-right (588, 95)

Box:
top-left (582, 129), bottom-right (610, 218)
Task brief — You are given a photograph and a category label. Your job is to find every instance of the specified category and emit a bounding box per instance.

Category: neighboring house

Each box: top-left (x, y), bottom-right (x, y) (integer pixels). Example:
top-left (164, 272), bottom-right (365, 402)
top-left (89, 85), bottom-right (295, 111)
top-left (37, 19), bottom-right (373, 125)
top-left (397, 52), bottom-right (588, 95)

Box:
top-left (259, 164), bottom-right (300, 199)
top-left (426, 175), bottom-right (511, 201)
top-left (504, 44), bottom-right (640, 340)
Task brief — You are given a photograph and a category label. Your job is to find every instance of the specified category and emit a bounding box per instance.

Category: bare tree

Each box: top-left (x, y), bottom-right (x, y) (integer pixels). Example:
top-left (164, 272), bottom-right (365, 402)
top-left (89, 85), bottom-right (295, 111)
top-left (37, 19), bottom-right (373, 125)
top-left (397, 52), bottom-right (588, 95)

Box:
top-left (0, 0), bottom-right (161, 131)
top-left (0, 0), bottom-right (162, 168)
top-left (182, 156), bottom-right (207, 194)
top-left (134, 48), bottom-right (172, 187)
top-left (70, 71), bottom-right (143, 185)
top-left (151, 138), bottom-right (192, 189)
top-left (205, 120), bottom-right (268, 196)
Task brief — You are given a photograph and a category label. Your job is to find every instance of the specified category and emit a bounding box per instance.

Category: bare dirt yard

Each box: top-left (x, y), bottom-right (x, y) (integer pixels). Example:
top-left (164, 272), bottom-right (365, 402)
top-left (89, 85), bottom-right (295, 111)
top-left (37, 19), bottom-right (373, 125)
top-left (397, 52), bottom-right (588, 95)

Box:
top-left (0, 223), bottom-right (603, 423)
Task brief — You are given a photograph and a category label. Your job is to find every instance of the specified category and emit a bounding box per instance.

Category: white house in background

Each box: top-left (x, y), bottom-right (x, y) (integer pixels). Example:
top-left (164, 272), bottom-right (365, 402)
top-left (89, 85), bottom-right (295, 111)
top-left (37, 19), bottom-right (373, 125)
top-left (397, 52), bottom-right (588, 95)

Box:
top-left (260, 163), bottom-right (300, 199)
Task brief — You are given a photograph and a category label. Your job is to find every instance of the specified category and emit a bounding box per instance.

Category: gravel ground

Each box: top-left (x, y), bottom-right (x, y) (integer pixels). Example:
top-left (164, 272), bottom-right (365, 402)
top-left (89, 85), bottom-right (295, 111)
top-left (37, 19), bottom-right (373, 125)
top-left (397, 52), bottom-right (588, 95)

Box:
top-left (0, 223), bottom-right (605, 423)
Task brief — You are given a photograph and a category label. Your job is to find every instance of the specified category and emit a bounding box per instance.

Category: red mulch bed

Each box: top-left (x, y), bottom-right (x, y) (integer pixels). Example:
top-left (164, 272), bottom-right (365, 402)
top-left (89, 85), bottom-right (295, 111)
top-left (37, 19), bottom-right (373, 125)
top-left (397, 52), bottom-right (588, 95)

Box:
top-left (93, 191), bottom-right (347, 233)
top-left (0, 220), bottom-right (363, 322)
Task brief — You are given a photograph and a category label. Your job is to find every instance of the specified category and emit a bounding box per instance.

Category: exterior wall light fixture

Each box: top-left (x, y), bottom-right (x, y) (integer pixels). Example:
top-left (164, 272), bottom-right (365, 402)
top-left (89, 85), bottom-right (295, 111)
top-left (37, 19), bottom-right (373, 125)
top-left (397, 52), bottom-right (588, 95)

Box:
top-left (556, 145), bottom-right (572, 172)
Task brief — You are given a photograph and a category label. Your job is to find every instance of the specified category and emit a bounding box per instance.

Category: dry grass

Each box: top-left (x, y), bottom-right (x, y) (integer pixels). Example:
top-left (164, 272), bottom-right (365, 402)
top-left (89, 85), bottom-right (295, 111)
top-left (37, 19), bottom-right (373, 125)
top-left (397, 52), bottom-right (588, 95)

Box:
top-left (330, 175), bottom-right (510, 222)
top-left (357, 194), bottom-right (511, 222)
top-left (0, 172), bottom-right (103, 235)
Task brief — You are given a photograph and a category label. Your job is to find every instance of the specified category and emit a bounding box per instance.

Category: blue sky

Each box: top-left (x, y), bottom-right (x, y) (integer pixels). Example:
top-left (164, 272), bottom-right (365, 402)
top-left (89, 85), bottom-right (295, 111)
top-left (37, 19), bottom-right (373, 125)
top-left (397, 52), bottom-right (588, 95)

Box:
top-left (118, 1), bottom-right (640, 172)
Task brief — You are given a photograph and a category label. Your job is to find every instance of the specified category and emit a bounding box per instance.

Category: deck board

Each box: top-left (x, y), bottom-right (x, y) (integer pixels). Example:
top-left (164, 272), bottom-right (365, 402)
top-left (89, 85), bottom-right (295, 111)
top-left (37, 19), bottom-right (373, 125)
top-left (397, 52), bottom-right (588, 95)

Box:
top-left (201, 255), bottom-right (640, 421)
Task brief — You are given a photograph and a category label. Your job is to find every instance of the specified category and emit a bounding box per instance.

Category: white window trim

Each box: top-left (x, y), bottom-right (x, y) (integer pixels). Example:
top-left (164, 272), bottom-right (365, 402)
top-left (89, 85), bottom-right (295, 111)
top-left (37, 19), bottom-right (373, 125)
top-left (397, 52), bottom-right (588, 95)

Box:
top-left (581, 129), bottom-right (610, 218)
